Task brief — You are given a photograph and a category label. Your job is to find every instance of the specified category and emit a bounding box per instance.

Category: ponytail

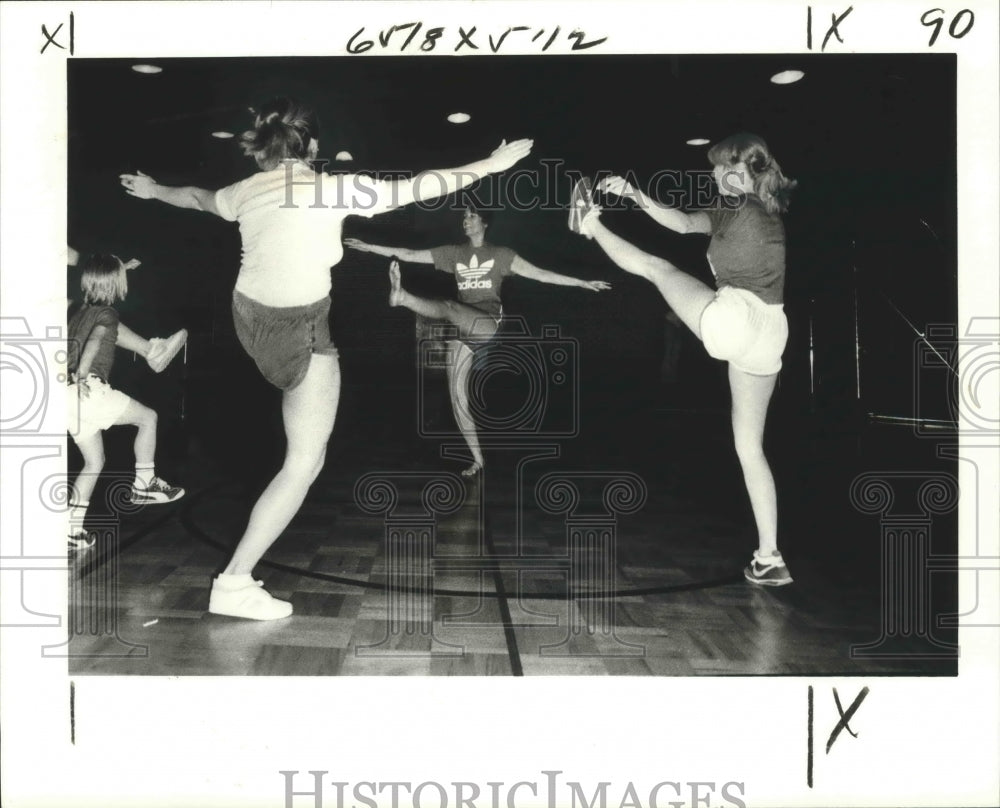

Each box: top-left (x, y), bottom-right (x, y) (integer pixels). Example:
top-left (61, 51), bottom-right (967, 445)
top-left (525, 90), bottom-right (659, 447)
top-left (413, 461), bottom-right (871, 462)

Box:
top-left (240, 97), bottom-right (320, 170)
top-left (708, 132), bottom-right (797, 214)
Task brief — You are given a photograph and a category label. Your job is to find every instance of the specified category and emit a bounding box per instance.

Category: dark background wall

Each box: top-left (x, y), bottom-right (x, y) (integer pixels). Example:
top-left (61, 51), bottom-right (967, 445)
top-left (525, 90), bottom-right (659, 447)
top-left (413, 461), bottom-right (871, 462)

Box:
top-left (67, 54), bottom-right (957, 463)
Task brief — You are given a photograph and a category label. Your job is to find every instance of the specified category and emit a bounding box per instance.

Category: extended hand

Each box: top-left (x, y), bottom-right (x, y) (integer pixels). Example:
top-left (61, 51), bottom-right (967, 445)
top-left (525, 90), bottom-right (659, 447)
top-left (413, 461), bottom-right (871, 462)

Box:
top-left (597, 176), bottom-right (634, 198)
top-left (484, 139), bottom-right (534, 173)
top-left (343, 238), bottom-right (369, 253)
top-left (121, 258), bottom-right (142, 271)
top-left (120, 170), bottom-right (157, 200)
top-left (581, 280), bottom-right (612, 292)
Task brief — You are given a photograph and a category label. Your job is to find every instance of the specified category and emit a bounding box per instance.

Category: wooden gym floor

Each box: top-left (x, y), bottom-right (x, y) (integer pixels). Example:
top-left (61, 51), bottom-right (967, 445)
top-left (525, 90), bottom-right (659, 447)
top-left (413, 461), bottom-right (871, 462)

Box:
top-left (64, 405), bottom-right (959, 677)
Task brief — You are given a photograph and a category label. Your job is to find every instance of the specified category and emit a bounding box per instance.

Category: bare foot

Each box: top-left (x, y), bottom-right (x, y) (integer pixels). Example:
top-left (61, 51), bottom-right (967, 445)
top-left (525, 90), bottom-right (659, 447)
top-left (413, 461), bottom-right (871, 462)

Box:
top-left (461, 462), bottom-right (483, 479)
top-left (388, 260), bottom-right (403, 307)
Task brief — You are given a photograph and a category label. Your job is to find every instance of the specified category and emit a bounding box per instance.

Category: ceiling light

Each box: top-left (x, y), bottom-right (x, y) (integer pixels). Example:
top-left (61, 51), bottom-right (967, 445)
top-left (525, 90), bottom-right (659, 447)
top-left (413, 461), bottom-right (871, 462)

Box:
top-left (132, 64), bottom-right (163, 75)
top-left (211, 131), bottom-right (235, 139)
top-left (335, 151), bottom-right (354, 162)
top-left (447, 112), bottom-right (471, 124)
top-left (770, 69), bottom-right (804, 85)
top-left (686, 138), bottom-right (710, 146)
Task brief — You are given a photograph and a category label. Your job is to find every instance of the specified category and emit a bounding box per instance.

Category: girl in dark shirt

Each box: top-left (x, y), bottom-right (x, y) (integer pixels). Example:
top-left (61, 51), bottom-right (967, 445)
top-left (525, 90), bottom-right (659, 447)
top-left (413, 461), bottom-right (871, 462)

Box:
top-left (67, 255), bottom-right (184, 550)
top-left (573, 133), bottom-right (797, 586)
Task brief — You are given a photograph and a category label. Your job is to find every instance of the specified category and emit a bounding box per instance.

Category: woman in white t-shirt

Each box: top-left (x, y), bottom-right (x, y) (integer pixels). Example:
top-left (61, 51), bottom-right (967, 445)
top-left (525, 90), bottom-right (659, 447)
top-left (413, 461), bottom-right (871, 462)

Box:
top-left (121, 97), bottom-right (532, 620)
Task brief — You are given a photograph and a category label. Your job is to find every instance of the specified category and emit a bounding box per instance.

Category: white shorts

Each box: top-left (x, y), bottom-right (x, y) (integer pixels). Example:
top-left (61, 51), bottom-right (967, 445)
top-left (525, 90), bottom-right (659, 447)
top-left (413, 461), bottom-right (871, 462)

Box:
top-left (699, 286), bottom-right (788, 375)
top-left (67, 375), bottom-right (131, 442)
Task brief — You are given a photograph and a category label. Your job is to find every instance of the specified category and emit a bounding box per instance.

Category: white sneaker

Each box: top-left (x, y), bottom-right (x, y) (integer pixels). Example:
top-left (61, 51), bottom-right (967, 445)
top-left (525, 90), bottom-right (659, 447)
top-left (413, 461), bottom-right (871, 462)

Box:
top-left (208, 578), bottom-right (293, 621)
top-left (744, 550), bottom-right (793, 586)
top-left (146, 329), bottom-right (188, 373)
top-left (68, 530), bottom-right (96, 551)
top-left (130, 476), bottom-right (185, 505)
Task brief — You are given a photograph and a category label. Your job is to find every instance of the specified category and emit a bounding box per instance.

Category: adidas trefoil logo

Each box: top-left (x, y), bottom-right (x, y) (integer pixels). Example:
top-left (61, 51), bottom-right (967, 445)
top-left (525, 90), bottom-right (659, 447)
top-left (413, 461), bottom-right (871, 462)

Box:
top-left (456, 254), bottom-right (494, 290)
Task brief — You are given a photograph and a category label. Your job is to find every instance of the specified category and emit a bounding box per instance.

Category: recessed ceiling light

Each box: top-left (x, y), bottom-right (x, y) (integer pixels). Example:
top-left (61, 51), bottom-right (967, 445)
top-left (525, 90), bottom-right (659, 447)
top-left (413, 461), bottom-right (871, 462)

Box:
top-left (686, 138), bottom-right (711, 146)
top-left (211, 131), bottom-right (235, 139)
top-left (447, 112), bottom-right (471, 124)
top-left (770, 69), bottom-right (805, 85)
top-left (335, 151), bottom-right (354, 162)
top-left (132, 64), bottom-right (163, 75)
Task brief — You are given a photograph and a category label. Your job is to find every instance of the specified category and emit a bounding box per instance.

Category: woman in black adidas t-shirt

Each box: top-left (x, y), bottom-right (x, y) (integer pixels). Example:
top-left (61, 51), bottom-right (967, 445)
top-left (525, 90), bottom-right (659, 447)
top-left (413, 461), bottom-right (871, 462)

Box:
top-left (347, 206), bottom-right (610, 478)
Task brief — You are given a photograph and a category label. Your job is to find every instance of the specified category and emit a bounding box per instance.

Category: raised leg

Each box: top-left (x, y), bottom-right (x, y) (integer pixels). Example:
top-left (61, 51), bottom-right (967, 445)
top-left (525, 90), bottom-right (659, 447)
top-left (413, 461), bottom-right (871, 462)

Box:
top-left (389, 261), bottom-right (498, 342)
top-left (115, 323), bottom-right (152, 358)
top-left (584, 214), bottom-right (715, 339)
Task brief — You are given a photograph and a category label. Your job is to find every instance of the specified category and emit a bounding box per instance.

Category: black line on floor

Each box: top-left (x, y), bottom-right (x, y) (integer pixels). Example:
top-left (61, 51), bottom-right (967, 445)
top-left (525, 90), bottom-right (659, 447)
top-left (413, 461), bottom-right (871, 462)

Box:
top-left (480, 494), bottom-right (523, 676)
top-left (72, 499), bottom-right (193, 581)
top-left (179, 481), bottom-right (746, 600)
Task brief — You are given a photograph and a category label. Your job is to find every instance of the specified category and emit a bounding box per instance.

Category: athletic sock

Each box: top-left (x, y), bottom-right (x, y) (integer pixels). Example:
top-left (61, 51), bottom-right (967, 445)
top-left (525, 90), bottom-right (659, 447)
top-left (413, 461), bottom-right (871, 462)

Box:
top-left (214, 573), bottom-right (255, 590)
top-left (135, 464), bottom-right (155, 488)
top-left (69, 501), bottom-right (89, 533)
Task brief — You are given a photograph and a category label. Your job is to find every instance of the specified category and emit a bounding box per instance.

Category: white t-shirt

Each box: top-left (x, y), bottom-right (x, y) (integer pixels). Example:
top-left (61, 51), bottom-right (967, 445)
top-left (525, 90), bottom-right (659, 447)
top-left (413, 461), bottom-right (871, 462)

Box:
top-left (215, 162), bottom-right (396, 306)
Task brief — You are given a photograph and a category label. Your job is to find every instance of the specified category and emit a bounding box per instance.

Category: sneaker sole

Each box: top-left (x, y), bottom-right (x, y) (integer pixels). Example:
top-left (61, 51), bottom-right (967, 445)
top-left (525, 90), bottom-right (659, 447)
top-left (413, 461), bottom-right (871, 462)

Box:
top-left (744, 569), bottom-right (793, 586)
top-left (130, 491), bottom-right (186, 505)
top-left (208, 602), bottom-right (293, 621)
top-left (569, 178), bottom-right (594, 233)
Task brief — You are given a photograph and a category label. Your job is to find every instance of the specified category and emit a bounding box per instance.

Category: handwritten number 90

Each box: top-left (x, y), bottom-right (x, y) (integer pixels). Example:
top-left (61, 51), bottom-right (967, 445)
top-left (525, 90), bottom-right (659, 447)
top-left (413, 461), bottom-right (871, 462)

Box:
top-left (921, 8), bottom-right (975, 47)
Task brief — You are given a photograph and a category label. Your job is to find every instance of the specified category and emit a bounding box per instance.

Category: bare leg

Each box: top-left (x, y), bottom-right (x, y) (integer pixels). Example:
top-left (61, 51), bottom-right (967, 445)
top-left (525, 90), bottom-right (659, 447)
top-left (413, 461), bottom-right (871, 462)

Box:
top-left (70, 433), bottom-right (105, 509)
top-left (584, 214), bottom-right (715, 338)
top-left (446, 340), bottom-right (484, 475)
top-left (112, 398), bottom-right (157, 467)
top-left (116, 323), bottom-right (152, 358)
top-left (224, 353), bottom-right (340, 575)
top-left (729, 365), bottom-right (779, 556)
top-left (389, 261), bottom-right (498, 342)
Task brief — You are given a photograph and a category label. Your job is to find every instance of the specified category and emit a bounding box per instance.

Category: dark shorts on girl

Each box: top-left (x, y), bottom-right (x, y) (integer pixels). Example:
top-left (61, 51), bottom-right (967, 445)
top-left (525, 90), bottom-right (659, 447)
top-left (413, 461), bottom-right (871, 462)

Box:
top-left (232, 291), bottom-right (339, 391)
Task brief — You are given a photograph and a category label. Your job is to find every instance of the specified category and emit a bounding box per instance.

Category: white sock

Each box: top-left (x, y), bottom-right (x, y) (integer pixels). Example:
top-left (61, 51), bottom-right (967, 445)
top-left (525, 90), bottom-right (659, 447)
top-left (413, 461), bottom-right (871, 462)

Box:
top-left (69, 501), bottom-right (89, 533)
top-left (135, 465), bottom-right (155, 488)
top-left (215, 573), bottom-right (255, 589)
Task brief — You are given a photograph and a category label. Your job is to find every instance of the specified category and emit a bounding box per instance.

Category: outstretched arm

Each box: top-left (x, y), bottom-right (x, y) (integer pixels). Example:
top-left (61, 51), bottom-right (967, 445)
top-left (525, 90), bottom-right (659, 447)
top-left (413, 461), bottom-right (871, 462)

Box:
top-left (120, 171), bottom-right (221, 217)
top-left (510, 256), bottom-right (611, 292)
top-left (69, 246), bottom-right (141, 271)
top-left (388, 139), bottom-right (533, 208)
top-left (599, 176), bottom-right (711, 235)
top-left (344, 238), bottom-right (434, 264)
